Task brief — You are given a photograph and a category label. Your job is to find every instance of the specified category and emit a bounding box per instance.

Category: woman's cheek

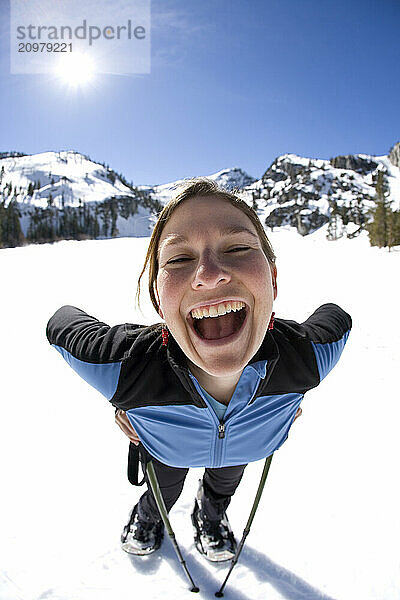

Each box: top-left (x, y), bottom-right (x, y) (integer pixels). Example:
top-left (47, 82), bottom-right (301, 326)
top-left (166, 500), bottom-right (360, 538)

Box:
top-left (157, 268), bottom-right (187, 316)
top-left (158, 267), bottom-right (188, 290)
top-left (238, 255), bottom-right (272, 291)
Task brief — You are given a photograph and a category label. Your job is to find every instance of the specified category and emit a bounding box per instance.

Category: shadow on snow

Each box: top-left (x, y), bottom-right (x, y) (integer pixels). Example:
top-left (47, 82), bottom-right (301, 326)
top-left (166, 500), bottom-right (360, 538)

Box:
top-left (126, 539), bottom-right (337, 600)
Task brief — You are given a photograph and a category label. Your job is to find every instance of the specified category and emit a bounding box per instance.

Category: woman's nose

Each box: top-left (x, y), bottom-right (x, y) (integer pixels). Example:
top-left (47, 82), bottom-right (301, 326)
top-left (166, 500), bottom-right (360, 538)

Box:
top-left (191, 252), bottom-right (231, 290)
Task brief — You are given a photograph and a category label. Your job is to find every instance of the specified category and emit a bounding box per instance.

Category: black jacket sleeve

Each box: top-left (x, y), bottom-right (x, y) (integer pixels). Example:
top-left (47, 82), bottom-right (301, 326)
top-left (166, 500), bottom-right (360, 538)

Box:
top-left (46, 305), bottom-right (136, 363)
top-left (46, 305), bottom-right (145, 400)
top-left (301, 303), bottom-right (352, 381)
top-left (301, 303), bottom-right (352, 344)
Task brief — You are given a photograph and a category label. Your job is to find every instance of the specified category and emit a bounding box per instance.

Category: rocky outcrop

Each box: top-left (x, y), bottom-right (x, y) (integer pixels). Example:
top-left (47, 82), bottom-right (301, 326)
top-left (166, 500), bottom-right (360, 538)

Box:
top-left (389, 142), bottom-right (400, 168)
top-left (262, 156), bottom-right (308, 183)
top-left (265, 205), bottom-right (329, 236)
top-left (330, 154), bottom-right (378, 174)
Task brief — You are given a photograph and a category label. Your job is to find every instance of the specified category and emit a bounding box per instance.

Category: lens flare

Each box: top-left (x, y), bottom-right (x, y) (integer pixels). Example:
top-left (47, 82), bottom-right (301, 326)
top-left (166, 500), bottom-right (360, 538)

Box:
top-left (55, 52), bottom-right (96, 88)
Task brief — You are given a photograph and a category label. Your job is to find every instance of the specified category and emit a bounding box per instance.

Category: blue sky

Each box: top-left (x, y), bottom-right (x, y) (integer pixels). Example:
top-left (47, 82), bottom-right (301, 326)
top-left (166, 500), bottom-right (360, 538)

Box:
top-left (0, 0), bottom-right (399, 185)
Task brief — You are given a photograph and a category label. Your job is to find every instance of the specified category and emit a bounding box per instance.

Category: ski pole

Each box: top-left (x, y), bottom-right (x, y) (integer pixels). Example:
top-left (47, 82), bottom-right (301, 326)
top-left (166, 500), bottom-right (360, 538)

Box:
top-left (146, 460), bottom-right (200, 593)
top-left (215, 453), bottom-right (274, 598)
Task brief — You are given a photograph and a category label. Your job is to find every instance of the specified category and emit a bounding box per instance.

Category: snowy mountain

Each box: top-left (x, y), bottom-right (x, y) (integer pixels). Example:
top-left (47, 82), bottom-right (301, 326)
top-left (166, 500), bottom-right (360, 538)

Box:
top-left (0, 150), bottom-right (136, 209)
top-left (206, 166), bottom-right (257, 190)
top-left (0, 150), bottom-right (163, 243)
top-left (144, 166), bottom-right (257, 205)
top-left (0, 152), bottom-right (254, 212)
top-left (239, 149), bottom-right (400, 237)
top-left (1, 144), bottom-right (399, 247)
top-left (146, 144), bottom-right (400, 239)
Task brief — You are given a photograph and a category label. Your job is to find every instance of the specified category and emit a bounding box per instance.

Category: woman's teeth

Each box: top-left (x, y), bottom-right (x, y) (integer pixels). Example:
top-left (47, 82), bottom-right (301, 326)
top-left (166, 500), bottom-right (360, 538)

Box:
top-left (191, 301), bottom-right (245, 320)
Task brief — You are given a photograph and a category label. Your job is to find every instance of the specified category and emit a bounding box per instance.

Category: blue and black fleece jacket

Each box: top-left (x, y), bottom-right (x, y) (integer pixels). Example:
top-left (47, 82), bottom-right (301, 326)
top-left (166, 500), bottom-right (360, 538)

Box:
top-left (46, 303), bottom-right (351, 468)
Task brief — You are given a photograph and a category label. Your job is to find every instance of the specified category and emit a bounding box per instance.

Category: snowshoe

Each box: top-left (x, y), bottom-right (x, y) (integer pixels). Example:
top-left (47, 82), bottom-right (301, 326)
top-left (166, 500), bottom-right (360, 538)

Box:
top-left (121, 504), bottom-right (164, 555)
top-left (191, 482), bottom-right (237, 562)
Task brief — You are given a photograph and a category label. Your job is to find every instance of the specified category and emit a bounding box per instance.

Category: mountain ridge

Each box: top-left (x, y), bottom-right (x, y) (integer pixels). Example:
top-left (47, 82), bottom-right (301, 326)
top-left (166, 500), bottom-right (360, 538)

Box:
top-left (1, 144), bottom-right (399, 247)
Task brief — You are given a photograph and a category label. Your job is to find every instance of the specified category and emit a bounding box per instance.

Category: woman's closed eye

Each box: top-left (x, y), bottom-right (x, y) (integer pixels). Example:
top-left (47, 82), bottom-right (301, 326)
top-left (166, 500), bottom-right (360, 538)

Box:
top-left (226, 246), bottom-right (251, 253)
top-left (166, 247), bottom-right (251, 264)
top-left (166, 256), bottom-right (193, 264)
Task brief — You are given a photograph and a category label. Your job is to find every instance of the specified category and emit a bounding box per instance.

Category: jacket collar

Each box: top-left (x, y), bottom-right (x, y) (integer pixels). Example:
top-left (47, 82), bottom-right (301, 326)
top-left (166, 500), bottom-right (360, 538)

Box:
top-left (166, 329), bottom-right (280, 399)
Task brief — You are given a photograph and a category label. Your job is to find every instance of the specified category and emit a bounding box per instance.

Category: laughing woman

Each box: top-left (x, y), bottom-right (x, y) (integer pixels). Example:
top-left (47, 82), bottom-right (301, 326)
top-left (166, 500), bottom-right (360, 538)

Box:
top-left (46, 178), bottom-right (351, 561)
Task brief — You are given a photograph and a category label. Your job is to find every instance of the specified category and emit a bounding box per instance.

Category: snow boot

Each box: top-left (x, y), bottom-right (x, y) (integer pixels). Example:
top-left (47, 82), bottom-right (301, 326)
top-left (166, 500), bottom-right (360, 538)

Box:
top-left (121, 503), bottom-right (164, 555)
top-left (191, 480), bottom-right (237, 562)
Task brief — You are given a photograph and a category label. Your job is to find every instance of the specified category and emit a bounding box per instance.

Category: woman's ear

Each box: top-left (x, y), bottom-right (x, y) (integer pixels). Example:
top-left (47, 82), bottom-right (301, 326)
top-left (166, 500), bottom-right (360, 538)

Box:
top-left (271, 263), bottom-right (278, 300)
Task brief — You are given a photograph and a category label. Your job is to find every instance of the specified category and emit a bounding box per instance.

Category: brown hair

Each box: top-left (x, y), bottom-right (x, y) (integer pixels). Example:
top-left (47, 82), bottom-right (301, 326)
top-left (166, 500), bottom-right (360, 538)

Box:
top-left (136, 177), bottom-right (276, 314)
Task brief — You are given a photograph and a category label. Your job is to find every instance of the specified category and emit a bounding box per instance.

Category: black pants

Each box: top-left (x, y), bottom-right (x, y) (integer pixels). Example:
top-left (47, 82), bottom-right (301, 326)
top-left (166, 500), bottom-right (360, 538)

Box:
top-left (133, 444), bottom-right (247, 523)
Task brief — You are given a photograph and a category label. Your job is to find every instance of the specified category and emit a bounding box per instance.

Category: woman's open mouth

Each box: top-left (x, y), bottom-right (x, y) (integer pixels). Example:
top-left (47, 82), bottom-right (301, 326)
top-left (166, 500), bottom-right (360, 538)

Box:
top-left (187, 301), bottom-right (248, 343)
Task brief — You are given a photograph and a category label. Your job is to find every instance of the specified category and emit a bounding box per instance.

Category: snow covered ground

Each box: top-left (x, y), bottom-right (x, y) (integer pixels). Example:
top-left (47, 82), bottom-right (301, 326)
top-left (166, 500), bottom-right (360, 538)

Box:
top-left (0, 228), bottom-right (399, 600)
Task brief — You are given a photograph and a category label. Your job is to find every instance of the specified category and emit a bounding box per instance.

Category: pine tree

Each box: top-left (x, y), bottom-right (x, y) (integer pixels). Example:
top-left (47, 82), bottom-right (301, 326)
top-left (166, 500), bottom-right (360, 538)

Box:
top-left (327, 199), bottom-right (343, 240)
top-left (387, 210), bottom-right (400, 251)
top-left (251, 192), bottom-right (259, 212)
top-left (367, 170), bottom-right (393, 248)
top-left (1, 200), bottom-right (24, 247)
top-left (0, 200), bottom-right (5, 248)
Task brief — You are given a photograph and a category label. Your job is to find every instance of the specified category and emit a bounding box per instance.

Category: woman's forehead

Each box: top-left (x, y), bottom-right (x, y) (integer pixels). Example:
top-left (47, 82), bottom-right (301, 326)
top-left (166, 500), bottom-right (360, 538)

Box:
top-left (160, 196), bottom-right (257, 241)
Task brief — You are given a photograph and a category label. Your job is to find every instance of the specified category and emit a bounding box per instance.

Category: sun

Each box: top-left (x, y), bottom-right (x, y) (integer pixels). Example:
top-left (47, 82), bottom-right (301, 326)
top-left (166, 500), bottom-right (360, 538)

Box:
top-left (55, 52), bottom-right (96, 88)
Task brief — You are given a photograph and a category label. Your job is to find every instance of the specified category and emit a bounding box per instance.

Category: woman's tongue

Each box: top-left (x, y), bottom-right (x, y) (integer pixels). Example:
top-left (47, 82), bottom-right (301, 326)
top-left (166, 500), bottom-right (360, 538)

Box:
top-left (196, 311), bottom-right (239, 340)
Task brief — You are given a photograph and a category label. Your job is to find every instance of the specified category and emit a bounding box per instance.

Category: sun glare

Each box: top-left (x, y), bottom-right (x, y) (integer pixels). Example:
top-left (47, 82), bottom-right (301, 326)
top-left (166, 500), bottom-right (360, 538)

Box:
top-left (55, 52), bottom-right (96, 88)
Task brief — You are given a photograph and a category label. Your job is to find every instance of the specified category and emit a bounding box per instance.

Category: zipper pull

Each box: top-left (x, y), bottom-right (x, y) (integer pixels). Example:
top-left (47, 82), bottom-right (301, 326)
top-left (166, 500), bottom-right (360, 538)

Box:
top-left (218, 423), bottom-right (225, 439)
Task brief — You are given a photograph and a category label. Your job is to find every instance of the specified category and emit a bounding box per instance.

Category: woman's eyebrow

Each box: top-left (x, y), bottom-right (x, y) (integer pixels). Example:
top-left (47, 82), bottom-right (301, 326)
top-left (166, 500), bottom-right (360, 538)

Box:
top-left (157, 234), bottom-right (187, 259)
top-left (223, 226), bottom-right (259, 239)
top-left (161, 226), bottom-right (258, 250)
top-left (161, 234), bottom-right (188, 249)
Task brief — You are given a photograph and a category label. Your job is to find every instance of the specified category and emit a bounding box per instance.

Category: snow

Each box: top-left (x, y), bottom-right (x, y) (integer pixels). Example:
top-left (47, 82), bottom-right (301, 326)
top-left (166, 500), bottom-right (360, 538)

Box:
top-left (1, 229), bottom-right (399, 600)
top-left (114, 205), bottom-right (154, 238)
top-left (279, 154), bottom-right (313, 167)
top-left (376, 156), bottom-right (400, 211)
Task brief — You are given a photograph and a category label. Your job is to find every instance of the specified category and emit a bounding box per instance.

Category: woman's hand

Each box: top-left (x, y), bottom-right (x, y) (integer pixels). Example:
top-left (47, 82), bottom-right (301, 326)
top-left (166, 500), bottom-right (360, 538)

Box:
top-left (293, 407), bottom-right (302, 422)
top-left (115, 409), bottom-right (140, 445)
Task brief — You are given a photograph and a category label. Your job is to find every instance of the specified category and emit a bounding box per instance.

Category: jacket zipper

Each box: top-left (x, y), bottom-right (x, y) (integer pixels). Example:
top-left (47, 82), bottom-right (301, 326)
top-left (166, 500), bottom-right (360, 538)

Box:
top-left (215, 420), bottom-right (226, 465)
top-left (215, 375), bottom-right (263, 461)
top-left (187, 373), bottom-right (227, 466)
